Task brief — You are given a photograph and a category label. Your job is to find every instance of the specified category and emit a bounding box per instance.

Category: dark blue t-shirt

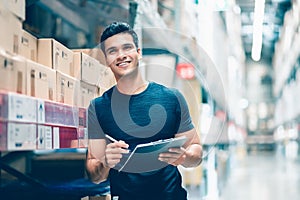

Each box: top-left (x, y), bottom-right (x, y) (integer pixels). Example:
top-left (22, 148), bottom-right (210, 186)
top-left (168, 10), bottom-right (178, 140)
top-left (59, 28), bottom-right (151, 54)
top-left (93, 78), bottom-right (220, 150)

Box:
top-left (88, 82), bottom-right (194, 200)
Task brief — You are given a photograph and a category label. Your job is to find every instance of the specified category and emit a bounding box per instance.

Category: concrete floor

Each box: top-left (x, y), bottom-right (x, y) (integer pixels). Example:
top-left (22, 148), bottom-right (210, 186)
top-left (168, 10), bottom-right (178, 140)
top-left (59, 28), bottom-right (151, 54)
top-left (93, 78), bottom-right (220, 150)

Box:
top-left (186, 149), bottom-right (300, 200)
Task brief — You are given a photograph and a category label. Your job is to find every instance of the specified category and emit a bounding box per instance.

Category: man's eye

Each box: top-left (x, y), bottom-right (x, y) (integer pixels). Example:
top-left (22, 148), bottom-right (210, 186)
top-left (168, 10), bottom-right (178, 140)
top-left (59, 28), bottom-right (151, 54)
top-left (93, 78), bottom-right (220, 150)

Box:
top-left (108, 49), bottom-right (116, 54)
top-left (124, 45), bottom-right (134, 51)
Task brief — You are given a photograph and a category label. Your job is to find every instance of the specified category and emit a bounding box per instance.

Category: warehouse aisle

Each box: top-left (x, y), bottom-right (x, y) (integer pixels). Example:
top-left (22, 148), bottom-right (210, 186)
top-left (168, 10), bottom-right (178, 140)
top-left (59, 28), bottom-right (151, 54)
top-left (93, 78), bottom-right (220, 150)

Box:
top-left (219, 149), bottom-right (300, 200)
top-left (187, 148), bottom-right (300, 200)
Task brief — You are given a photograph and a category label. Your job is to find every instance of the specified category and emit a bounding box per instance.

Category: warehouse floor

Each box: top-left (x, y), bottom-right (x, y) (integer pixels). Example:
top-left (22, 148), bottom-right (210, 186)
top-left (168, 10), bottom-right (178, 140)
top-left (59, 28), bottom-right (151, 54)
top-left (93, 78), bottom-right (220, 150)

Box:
top-left (187, 148), bottom-right (300, 200)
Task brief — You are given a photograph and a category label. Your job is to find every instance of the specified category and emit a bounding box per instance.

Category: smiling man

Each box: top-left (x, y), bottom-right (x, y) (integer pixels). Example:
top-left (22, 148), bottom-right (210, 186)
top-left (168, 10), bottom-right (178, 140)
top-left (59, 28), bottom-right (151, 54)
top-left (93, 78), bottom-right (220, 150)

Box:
top-left (86, 22), bottom-right (202, 200)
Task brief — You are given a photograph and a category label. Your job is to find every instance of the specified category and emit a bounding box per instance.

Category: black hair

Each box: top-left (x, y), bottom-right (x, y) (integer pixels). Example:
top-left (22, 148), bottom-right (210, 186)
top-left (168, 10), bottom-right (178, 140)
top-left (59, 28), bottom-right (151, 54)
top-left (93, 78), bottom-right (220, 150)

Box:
top-left (100, 22), bottom-right (139, 54)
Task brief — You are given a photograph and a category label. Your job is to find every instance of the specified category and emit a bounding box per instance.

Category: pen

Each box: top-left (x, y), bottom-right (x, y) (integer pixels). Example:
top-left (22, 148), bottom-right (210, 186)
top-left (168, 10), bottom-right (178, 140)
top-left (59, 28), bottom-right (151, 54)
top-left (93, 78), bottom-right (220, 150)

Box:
top-left (105, 134), bottom-right (118, 142)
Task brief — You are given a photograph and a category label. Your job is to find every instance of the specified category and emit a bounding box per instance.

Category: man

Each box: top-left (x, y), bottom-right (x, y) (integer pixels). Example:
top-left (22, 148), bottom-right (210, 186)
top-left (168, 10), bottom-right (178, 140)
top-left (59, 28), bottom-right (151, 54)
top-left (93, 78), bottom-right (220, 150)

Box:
top-left (86, 22), bottom-right (202, 200)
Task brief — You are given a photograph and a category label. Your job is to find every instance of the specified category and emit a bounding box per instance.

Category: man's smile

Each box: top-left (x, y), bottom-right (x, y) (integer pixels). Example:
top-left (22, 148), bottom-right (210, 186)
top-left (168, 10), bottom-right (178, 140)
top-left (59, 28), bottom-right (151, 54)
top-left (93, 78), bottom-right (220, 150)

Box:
top-left (116, 60), bottom-right (131, 67)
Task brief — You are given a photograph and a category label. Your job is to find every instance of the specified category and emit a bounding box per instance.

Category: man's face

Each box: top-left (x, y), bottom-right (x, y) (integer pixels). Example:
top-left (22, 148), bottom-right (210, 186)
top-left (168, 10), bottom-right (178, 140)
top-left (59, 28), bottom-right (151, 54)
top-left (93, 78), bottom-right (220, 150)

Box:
top-left (103, 33), bottom-right (141, 80)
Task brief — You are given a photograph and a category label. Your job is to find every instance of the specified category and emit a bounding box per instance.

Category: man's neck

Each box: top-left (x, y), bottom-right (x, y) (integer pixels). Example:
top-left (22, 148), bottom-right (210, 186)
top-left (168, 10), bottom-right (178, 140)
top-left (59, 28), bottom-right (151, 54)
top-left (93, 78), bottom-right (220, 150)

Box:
top-left (116, 76), bottom-right (148, 95)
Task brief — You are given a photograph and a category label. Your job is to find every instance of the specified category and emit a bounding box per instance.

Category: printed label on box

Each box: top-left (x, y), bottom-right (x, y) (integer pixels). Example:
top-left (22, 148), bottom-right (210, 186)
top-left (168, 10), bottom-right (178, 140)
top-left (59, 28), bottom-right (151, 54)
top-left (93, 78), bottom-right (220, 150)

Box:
top-left (7, 123), bottom-right (36, 150)
top-left (8, 93), bottom-right (37, 123)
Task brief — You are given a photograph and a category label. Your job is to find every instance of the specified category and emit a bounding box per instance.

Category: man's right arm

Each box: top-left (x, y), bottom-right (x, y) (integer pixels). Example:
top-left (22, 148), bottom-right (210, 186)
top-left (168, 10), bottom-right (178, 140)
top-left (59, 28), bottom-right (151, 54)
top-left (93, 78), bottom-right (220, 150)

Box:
top-left (86, 139), bottom-right (110, 184)
top-left (86, 100), bottom-right (110, 183)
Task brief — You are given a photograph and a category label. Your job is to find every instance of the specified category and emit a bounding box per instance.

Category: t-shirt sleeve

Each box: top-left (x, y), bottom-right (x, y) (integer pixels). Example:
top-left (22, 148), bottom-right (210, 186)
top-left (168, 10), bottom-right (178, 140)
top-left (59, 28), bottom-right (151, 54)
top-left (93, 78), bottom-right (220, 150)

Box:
top-left (174, 89), bottom-right (194, 133)
top-left (87, 99), bottom-right (105, 139)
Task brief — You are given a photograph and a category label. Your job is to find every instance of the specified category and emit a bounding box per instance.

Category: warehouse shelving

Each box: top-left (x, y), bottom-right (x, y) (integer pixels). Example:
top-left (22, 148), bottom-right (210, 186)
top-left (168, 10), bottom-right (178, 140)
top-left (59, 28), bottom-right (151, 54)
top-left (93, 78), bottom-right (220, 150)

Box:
top-left (0, 1), bottom-right (245, 199)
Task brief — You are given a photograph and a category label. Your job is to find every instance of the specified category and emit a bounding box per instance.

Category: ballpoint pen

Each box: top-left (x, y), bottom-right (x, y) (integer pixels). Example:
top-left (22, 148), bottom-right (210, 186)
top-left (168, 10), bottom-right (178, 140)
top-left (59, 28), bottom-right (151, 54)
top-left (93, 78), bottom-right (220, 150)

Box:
top-left (105, 134), bottom-right (118, 142)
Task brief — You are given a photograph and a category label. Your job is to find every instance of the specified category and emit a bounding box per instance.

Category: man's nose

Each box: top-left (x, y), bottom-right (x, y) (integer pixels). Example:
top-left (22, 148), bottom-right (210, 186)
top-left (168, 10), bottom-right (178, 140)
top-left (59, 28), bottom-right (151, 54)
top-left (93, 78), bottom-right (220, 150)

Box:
top-left (116, 49), bottom-right (127, 58)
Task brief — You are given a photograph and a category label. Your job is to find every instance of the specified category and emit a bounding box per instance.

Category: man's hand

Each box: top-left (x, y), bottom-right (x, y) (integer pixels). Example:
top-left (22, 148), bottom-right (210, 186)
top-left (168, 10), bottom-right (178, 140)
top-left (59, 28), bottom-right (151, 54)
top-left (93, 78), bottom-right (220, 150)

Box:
top-left (105, 141), bottom-right (129, 168)
top-left (158, 147), bottom-right (187, 166)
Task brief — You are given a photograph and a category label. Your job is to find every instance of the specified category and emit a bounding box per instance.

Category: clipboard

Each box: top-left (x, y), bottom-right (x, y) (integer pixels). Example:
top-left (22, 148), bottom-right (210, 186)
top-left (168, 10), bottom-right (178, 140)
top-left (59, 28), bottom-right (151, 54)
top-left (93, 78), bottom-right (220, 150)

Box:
top-left (115, 136), bottom-right (187, 173)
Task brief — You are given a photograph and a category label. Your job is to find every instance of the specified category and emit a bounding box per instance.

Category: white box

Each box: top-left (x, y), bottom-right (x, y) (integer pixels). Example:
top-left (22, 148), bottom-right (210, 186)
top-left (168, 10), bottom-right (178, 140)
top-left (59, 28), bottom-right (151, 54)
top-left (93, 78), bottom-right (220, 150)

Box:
top-left (8, 92), bottom-right (37, 123)
top-left (0, 52), bottom-right (26, 94)
top-left (0, 91), bottom-right (37, 123)
top-left (26, 59), bottom-right (56, 101)
top-left (37, 125), bottom-right (52, 150)
top-left (7, 122), bottom-right (36, 150)
top-left (53, 127), bottom-right (60, 149)
top-left (37, 38), bottom-right (74, 76)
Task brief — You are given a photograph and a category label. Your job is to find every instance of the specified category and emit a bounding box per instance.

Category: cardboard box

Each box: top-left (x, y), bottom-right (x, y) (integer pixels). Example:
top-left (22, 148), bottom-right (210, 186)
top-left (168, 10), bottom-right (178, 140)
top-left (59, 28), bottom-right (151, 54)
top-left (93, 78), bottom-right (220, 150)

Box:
top-left (78, 107), bottom-right (87, 147)
top-left (0, 0), bottom-right (25, 21)
top-left (53, 126), bottom-right (78, 149)
top-left (0, 7), bottom-right (22, 54)
top-left (37, 100), bottom-right (79, 127)
top-left (7, 122), bottom-right (36, 151)
top-left (78, 81), bottom-right (98, 108)
top-left (97, 86), bottom-right (104, 96)
top-left (19, 30), bottom-right (38, 61)
top-left (37, 125), bottom-right (52, 150)
top-left (72, 48), bottom-right (115, 90)
top-left (78, 107), bottom-right (87, 127)
top-left (97, 63), bottom-right (116, 90)
top-left (0, 52), bottom-right (26, 94)
top-left (73, 52), bottom-right (102, 85)
top-left (26, 59), bottom-right (56, 101)
top-left (72, 51), bottom-right (81, 79)
top-left (56, 71), bottom-right (79, 106)
top-left (0, 91), bottom-right (37, 123)
top-left (37, 38), bottom-right (74, 75)
top-left (77, 127), bottom-right (88, 148)
top-left (73, 48), bottom-right (106, 65)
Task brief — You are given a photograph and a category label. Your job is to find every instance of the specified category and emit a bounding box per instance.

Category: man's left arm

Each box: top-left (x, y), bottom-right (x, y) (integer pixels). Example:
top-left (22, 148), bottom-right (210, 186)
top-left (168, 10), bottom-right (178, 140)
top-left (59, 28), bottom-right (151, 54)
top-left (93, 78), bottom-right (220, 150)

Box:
top-left (158, 128), bottom-right (202, 167)
top-left (176, 128), bottom-right (202, 167)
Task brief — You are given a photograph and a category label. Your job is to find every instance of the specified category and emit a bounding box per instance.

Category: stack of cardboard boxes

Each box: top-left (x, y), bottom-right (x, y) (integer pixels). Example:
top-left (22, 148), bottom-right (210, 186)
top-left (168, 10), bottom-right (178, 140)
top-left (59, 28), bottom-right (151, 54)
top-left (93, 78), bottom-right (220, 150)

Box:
top-left (0, 0), bottom-right (115, 151)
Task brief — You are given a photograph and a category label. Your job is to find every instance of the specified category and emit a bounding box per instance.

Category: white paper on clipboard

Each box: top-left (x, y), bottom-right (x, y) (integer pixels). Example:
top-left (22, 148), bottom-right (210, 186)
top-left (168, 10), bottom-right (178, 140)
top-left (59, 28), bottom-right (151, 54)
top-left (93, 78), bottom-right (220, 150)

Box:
top-left (116, 136), bottom-right (187, 173)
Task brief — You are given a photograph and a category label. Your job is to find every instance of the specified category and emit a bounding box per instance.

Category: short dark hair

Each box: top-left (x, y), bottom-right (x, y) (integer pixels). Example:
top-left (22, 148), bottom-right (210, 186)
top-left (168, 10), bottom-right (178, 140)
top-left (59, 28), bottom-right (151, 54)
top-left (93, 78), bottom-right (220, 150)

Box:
top-left (100, 22), bottom-right (139, 54)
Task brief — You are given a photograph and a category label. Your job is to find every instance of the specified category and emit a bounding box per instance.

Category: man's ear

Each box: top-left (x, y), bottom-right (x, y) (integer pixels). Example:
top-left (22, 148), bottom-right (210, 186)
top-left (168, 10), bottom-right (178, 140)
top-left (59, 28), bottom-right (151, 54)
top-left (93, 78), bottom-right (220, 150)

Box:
top-left (137, 48), bottom-right (142, 60)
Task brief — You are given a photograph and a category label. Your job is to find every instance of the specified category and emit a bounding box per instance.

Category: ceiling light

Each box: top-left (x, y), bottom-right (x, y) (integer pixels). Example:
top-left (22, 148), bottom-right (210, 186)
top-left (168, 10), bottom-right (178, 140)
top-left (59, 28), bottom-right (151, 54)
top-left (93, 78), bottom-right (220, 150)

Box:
top-left (251, 0), bottom-right (265, 61)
